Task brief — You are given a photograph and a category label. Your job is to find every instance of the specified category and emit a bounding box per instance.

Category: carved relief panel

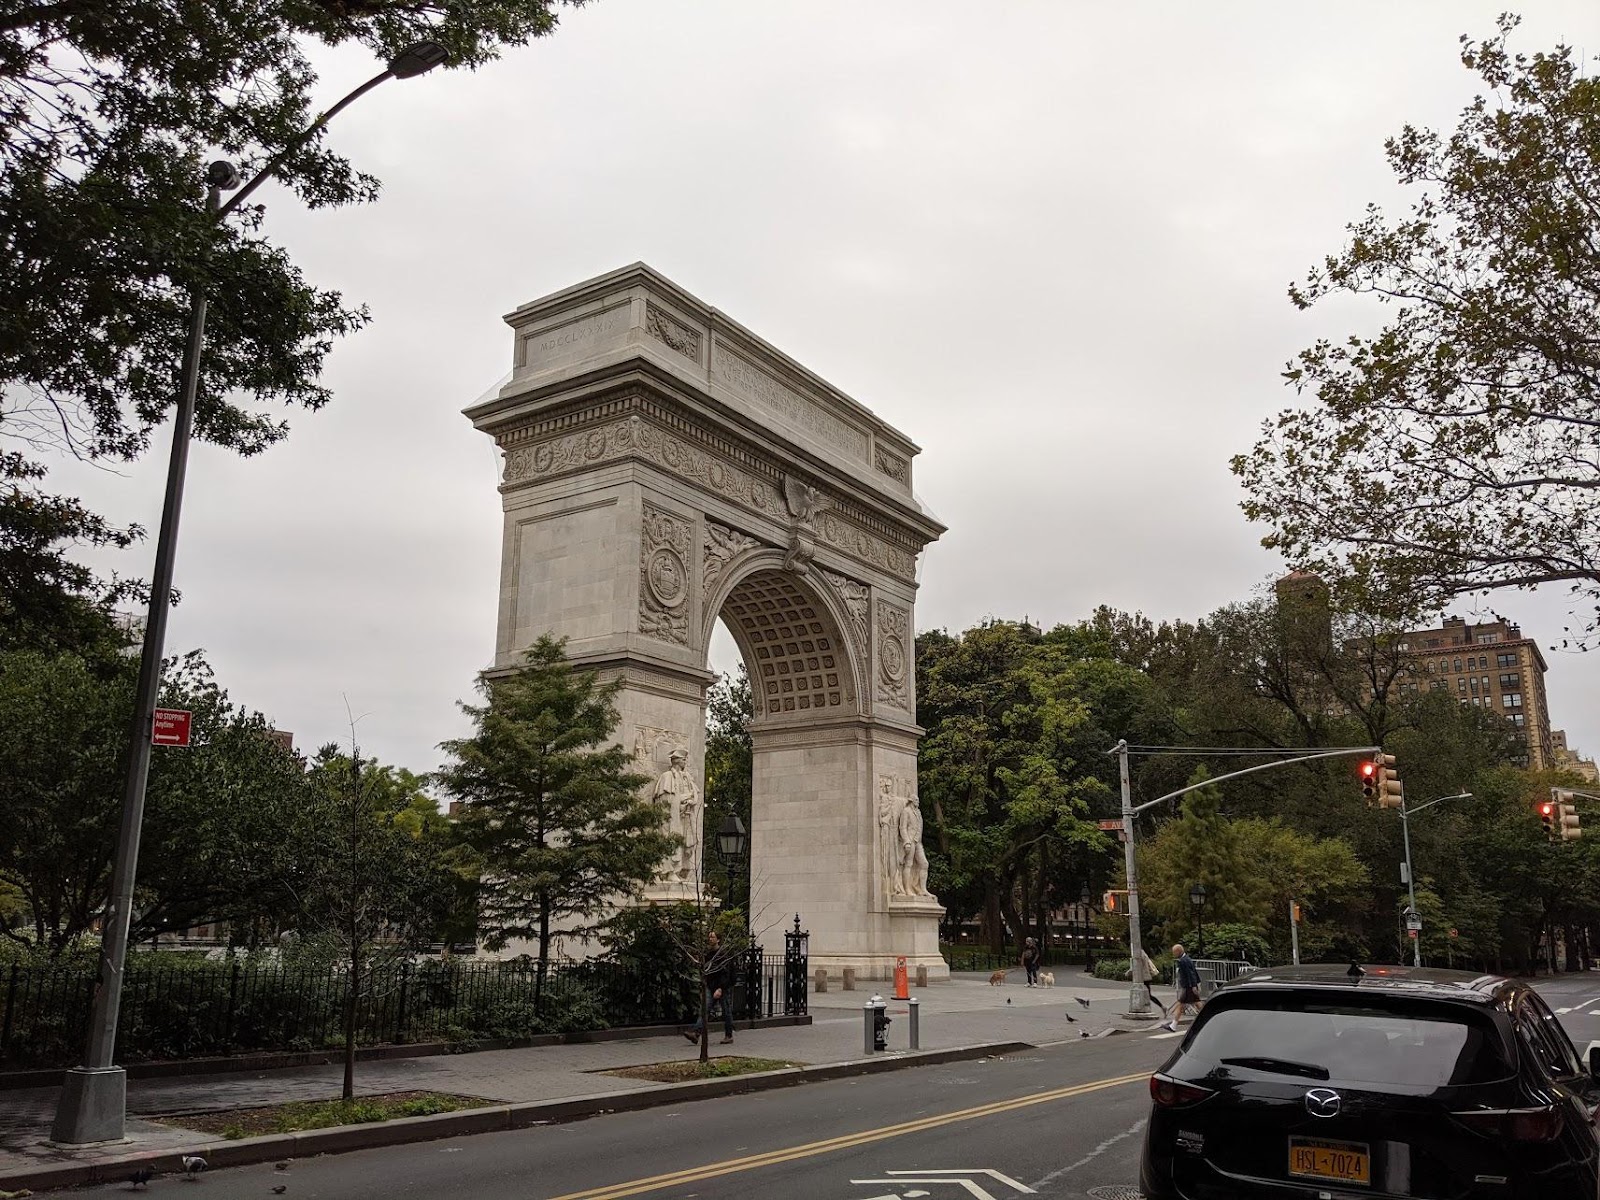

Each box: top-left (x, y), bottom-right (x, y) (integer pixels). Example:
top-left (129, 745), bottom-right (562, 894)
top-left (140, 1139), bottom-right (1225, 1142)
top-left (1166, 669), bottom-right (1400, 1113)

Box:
top-left (639, 502), bottom-right (691, 645)
top-left (703, 519), bottom-right (759, 598)
top-left (875, 600), bottom-right (911, 712)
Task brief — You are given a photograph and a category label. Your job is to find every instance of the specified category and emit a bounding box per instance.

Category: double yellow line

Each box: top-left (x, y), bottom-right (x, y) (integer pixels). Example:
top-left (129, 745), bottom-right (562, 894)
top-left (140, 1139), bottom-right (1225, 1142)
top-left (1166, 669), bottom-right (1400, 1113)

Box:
top-left (545, 1069), bottom-right (1149, 1200)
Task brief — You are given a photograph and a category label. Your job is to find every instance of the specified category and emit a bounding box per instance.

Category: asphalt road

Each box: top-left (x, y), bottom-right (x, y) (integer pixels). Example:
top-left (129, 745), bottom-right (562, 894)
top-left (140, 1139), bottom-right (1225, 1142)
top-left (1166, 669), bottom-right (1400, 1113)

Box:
top-left (73, 1026), bottom-right (1184, 1200)
top-left (66, 974), bottom-right (1600, 1200)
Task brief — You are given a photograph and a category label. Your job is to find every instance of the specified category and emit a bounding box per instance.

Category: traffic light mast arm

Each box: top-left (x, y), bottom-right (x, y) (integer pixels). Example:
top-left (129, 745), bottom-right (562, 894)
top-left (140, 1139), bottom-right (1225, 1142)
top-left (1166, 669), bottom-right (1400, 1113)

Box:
top-left (1553, 787), bottom-right (1600, 806)
top-left (1128, 746), bottom-right (1382, 816)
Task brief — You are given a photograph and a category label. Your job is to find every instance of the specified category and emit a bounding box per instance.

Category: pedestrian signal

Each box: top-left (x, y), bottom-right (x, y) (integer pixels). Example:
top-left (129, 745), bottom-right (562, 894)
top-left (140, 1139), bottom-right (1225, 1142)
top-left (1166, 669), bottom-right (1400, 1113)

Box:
top-left (1292, 903), bottom-right (1303, 924)
top-left (1540, 801), bottom-right (1556, 840)
top-left (1103, 891), bottom-right (1116, 912)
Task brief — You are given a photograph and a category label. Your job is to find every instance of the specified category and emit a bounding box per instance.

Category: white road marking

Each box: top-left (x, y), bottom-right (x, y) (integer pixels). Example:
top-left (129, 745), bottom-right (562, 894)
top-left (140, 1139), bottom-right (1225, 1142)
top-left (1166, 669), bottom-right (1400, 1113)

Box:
top-left (1148, 1031), bottom-right (1183, 1039)
top-left (886, 1169), bottom-right (1035, 1193)
top-left (1557, 1007), bottom-right (1575, 1014)
top-left (1029, 1118), bottom-right (1149, 1191)
top-left (852, 1179), bottom-right (998, 1200)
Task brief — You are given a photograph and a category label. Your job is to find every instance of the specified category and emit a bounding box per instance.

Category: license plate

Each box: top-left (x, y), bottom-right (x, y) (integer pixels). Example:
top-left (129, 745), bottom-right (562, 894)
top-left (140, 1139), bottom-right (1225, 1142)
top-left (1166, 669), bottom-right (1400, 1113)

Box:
top-left (1288, 1136), bottom-right (1370, 1186)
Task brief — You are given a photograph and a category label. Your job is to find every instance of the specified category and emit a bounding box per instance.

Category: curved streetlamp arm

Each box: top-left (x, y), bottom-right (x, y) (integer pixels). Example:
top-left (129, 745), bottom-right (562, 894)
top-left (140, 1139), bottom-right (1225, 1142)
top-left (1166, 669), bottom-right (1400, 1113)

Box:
top-left (218, 67), bottom-right (394, 220)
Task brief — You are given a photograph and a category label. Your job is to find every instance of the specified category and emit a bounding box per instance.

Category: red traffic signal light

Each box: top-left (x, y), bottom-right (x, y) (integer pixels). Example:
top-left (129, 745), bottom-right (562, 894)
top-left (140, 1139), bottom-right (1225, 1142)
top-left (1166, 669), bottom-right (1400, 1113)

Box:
top-left (1360, 760), bottom-right (1377, 801)
top-left (1540, 802), bottom-right (1556, 839)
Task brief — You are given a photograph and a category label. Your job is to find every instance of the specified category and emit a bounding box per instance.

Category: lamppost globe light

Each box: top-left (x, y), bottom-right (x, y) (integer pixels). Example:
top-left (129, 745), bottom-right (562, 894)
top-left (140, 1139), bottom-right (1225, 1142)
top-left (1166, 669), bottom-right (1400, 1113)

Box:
top-left (717, 813), bottom-right (747, 860)
top-left (205, 160), bottom-right (242, 190)
top-left (389, 40), bottom-right (450, 78)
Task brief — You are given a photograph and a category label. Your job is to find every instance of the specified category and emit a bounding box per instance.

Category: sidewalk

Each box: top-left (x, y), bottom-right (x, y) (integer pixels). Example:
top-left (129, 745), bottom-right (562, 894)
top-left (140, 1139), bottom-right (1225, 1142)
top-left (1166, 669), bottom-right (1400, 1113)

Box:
top-left (0, 972), bottom-right (1135, 1184)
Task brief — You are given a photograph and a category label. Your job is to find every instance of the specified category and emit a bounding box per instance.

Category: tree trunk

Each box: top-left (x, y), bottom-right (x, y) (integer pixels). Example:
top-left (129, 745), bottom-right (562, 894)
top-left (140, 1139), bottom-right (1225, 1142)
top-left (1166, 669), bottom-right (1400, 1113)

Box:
top-left (535, 900), bottom-right (551, 1015)
top-left (983, 882), bottom-right (1004, 956)
top-left (343, 939), bottom-right (359, 1101)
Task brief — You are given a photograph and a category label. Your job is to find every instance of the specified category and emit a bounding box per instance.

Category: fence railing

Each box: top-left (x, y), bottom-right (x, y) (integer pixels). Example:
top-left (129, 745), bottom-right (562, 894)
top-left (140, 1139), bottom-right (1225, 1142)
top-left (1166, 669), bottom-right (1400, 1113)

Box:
top-left (1193, 958), bottom-right (1257, 992)
top-left (0, 944), bottom-right (810, 1070)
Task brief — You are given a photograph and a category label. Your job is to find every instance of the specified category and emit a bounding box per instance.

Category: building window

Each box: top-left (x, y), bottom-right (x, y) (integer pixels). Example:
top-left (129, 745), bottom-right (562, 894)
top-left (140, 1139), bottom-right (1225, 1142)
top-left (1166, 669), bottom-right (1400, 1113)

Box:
top-left (1511, 713), bottom-right (1526, 727)
top-left (1482, 676), bottom-right (1491, 690)
top-left (1470, 677), bottom-right (1480, 694)
top-left (1505, 693), bottom-right (1523, 708)
top-left (1427, 638), bottom-right (1441, 648)
top-left (1497, 653), bottom-right (1516, 668)
top-left (1500, 673), bottom-right (1519, 688)
top-left (1458, 678), bottom-right (1468, 693)
top-left (1427, 661), bottom-right (1436, 673)
top-left (1478, 633), bottom-right (1501, 644)
top-left (1431, 680), bottom-right (1447, 691)
top-left (1454, 658), bottom-right (1463, 672)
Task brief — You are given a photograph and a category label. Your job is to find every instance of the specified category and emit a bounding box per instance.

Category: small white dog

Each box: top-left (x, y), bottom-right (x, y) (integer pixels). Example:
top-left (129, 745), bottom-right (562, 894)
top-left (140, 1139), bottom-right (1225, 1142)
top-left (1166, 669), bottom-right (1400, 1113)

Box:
top-left (1039, 970), bottom-right (1055, 988)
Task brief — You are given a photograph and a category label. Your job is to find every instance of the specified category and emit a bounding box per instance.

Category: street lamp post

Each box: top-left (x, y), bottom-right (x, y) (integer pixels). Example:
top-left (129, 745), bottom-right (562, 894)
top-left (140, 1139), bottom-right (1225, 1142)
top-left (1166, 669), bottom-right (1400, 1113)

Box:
top-left (51, 42), bottom-right (447, 1146)
top-left (1189, 883), bottom-right (1208, 958)
top-left (1398, 792), bottom-right (1471, 968)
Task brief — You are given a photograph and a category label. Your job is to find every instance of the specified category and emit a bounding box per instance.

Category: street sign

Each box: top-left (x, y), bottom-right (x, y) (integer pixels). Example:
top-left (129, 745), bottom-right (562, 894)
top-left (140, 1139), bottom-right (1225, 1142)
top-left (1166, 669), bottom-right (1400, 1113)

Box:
top-left (152, 708), bottom-right (192, 747)
top-left (1408, 929), bottom-right (1418, 939)
top-left (1449, 928), bottom-right (1459, 939)
top-left (1405, 913), bottom-right (1422, 932)
top-left (1096, 819), bottom-right (1124, 831)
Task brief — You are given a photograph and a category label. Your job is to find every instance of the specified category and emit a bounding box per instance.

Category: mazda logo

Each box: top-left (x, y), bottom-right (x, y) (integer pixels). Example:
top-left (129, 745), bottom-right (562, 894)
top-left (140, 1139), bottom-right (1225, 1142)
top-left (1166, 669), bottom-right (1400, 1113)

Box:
top-left (1305, 1088), bottom-right (1342, 1118)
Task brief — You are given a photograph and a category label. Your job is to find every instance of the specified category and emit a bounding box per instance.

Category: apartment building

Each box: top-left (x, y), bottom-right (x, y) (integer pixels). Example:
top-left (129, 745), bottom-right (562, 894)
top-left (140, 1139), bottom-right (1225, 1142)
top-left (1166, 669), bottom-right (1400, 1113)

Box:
top-left (1397, 616), bottom-right (1553, 770)
top-left (1553, 730), bottom-right (1600, 784)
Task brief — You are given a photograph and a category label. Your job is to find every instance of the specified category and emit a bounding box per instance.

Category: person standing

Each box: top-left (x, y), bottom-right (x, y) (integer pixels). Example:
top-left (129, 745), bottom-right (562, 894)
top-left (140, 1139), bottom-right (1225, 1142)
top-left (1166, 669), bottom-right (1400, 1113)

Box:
top-left (684, 930), bottom-right (736, 1045)
top-left (1021, 937), bottom-right (1041, 987)
top-left (1138, 946), bottom-right (1160, 1010)
top-left (1161, 943), bottom-right (1202, 1032)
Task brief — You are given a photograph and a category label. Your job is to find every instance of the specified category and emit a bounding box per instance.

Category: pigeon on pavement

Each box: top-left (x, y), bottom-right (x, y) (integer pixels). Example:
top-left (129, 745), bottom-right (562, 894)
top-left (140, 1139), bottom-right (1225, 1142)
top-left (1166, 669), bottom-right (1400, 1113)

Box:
top-left (128, 1166), bottom-right (155, 1189)
top-left (272, 1187), bottom-right (288, 1195)
top-left (1063, 1012), bottom-right (1076, 1022)
top-left (275, 1161), bottom-right (291, 1171)
top-left (1073, 996), bottom-right (1092, 1008)
top-left (181, 1155), bottom-right (207, 1180)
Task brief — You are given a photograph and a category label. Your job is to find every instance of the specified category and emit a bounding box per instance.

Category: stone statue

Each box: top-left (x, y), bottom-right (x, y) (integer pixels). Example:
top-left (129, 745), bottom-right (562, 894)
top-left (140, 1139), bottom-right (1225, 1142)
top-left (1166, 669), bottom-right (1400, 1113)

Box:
top-left (652, 747), bottom-right (701, 881)
top-left (897, 790), bottom-right (932, 899)
top-left (877, 783), bottom-right (904, 895)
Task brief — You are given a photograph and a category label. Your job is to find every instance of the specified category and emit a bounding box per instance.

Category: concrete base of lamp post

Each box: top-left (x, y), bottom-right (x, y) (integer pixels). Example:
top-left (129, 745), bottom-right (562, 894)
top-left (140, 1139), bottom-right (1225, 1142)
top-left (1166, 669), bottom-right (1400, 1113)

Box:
top-left (50, 1067), bottom-right (127, 1144)
top-left (1124, 983), bottom-right (1160, 1020)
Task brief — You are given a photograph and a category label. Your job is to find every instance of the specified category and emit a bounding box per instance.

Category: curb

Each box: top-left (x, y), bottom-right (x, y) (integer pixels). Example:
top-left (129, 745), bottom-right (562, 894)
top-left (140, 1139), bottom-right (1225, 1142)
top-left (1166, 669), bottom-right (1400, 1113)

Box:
top-left (0, 1015), bottom-right (814, 1092)
top-left (0, 1041), bottom-right (1031, 1192)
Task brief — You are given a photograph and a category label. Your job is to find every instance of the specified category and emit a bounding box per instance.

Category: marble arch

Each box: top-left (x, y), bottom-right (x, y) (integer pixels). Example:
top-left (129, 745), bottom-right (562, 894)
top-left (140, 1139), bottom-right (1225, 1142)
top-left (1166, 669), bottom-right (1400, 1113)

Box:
top-left (465, 264), bottom-right (947, 979)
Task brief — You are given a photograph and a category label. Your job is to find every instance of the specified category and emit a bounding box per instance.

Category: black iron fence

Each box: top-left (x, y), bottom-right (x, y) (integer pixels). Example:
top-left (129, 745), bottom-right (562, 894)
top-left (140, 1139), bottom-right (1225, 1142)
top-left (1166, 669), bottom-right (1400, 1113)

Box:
top-left (1, 940), bottom-right (811, 1070)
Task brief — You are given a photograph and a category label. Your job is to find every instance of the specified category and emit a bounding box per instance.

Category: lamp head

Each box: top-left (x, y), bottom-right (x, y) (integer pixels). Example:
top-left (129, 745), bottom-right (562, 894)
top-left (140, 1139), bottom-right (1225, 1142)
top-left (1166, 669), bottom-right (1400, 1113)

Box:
top-left (206, 160), bottom-right (242, 190)
top-left (389, 40), bottom-right (449, 78)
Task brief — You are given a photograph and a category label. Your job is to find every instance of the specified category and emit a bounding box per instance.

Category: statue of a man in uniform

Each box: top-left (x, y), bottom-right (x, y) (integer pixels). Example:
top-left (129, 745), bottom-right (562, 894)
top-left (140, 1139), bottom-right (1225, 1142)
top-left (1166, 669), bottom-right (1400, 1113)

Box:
top-left (652, 747), bottom-right (701, 881)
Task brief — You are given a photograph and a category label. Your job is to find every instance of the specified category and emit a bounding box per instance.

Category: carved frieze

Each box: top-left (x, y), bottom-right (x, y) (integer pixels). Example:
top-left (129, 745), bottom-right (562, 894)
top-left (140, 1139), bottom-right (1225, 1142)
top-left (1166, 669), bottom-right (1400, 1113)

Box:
top-left (704, 520), bottom-right (759, 597)
top-left (876, 601), bottom-right (911, 711)
top-left (714, 344), bottom-right (870, 462)
top-left (501, 414), bottom-right (919, 581)
top-left (640, 502), bottom-right (691, 645)
top-left (822, 569), bottom-right (870, 654)
top-left (874, 446), bottom-right (908, 484)
top-left (645, 302), bottom-right (702, 362)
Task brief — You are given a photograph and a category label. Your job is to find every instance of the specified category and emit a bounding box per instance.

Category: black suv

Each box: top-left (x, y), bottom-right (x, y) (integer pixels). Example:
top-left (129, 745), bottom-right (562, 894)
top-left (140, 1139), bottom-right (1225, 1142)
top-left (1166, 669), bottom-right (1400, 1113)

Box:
top-left (1141, 963), bottom-right (1600, 1199)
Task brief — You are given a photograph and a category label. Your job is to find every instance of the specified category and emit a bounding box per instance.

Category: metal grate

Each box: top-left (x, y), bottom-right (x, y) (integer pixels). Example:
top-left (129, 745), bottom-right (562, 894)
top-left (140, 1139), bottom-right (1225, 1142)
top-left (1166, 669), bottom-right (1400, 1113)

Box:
top-left (1086, 1188), bottom-right (1145, 1200)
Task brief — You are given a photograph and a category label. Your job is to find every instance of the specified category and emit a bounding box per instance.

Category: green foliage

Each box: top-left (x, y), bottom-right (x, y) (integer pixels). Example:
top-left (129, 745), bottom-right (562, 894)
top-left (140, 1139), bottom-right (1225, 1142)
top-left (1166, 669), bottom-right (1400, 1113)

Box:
top-left (702, 668), bottom-right (753, 913)
top-left (436, 637), bottom-right (674, 968)
top-left (0, 0), bottom-right (576, 649)
top-left (1232, 17), bottom-right (1600, 643)
top-left (1174, 923), bottom-right (1272, 965)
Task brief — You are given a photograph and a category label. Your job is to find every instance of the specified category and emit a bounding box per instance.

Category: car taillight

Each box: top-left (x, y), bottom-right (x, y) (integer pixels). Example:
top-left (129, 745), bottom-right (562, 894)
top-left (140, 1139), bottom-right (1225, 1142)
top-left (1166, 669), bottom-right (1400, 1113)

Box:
top-left (1454, 1105), bottom-right (1565, 1142)
top-left (1150, 1073), bottom-right (1213, 1108)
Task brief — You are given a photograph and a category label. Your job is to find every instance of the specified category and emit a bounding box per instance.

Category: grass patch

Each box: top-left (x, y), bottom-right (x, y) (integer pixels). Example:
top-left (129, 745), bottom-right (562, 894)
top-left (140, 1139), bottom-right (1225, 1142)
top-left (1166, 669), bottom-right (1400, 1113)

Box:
top-left (605, 1056), bottom-right (800, 1083)
top-left (157, 1091), bottom-right (485, 1139)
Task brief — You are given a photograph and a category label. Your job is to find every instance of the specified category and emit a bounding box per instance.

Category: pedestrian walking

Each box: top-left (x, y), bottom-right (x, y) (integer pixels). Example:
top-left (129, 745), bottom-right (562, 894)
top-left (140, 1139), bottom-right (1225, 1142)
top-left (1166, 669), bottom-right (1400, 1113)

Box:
top-left (684, 930), bottom-right (736, 1045)
top-left (1161, 943), bottom-right (1202, 1032)
top-left (1021, 937), bottom-right (1041, 987)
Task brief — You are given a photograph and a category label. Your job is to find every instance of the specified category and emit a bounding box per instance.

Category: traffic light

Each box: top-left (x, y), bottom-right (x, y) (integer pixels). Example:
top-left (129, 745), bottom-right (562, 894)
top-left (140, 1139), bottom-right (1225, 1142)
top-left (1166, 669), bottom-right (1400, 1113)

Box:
top-left (1374, 753), bottom-right (1403, 810)
top-left (1292, 902), bottom-right (1303, 923)
top-left (1540, 801), bottom-right (1556, 840)
top-left (1360, 760), bottom-right (1378, 802)
top-left (1103, 891), bottom-right (1116, 912)
top-left (1555, 791), bottom-right (1583, 841)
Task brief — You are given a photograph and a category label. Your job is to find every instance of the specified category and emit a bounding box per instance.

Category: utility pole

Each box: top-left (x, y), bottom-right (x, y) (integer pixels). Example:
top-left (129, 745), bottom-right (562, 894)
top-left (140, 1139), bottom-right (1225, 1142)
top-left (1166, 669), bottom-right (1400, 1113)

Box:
top-left (1290, 899), bottom-right (1301, 967)
top-left (1116, 740), bottom-right (1152, 1018)
top-left (1397, 792), bottom-right (1471, 968)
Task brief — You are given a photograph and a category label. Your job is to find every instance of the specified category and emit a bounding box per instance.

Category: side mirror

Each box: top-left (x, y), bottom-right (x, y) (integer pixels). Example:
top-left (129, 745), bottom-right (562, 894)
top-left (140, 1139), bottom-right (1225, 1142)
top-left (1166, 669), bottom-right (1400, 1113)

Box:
top-left (1585, 1041), bottom-right (1600, 1080)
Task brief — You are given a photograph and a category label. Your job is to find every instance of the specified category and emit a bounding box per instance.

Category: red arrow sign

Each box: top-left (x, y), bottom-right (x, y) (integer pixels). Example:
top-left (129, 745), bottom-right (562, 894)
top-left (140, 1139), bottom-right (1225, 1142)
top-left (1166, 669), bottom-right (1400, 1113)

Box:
top-left (152, 708), bottom-right (192, 747)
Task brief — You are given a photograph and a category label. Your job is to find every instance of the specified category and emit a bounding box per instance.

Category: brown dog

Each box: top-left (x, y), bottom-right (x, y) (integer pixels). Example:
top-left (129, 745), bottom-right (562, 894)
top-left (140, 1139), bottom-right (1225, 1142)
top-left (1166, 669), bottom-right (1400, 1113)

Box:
top-left (988, 969), bottom-right (1008, 986)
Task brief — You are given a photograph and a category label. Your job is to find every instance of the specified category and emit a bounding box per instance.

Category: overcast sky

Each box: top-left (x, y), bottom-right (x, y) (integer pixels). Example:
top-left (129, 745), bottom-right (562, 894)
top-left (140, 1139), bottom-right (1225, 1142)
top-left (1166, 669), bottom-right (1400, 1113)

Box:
top-left (47, 1), bottom-right (1600, 775)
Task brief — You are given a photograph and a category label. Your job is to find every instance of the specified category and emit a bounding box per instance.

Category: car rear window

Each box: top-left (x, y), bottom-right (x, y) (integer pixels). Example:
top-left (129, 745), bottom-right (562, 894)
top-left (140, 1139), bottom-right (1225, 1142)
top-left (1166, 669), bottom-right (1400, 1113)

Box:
top-left (1184, 1000), bottom-right (1513, 1087)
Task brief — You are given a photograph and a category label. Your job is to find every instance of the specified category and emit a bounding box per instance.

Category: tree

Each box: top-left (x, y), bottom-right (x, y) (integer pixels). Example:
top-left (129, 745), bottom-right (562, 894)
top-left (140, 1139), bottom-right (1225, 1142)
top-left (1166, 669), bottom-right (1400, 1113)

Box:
top-left (1233, 18), bottom-right (1600, 643)
top-left (0, 645), bottom-right (310, 953)
top-left (298, 741), bottom-right (445, 1100)
top-left (435, 637), bottom-right (675, 1000)
top-left (0, 0), bottom-right (576, 642)
top-left (701, 667), bottom-right (753, 914)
